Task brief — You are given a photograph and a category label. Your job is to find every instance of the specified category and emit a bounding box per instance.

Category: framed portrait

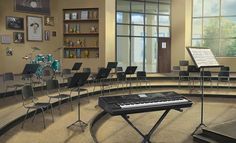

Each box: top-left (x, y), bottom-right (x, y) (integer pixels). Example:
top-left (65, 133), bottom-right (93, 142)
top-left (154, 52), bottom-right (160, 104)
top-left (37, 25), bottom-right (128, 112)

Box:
top-left (44, 30), bottom-right (50, 41)
top-left (27, 16), bottom-right (43, 41)
top-left (6, 16), bottom-right (24, 30)
top-left (13, 32), bottom-right (24, 43)
top-left (15, 0), bottom-right (50, 15)
top-left (44, 16), bottom-right (54, 26)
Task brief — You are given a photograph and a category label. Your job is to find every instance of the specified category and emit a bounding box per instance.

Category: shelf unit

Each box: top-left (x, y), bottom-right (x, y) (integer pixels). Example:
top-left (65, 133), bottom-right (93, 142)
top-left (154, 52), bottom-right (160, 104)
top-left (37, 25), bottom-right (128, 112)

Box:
top-left (63, 8), bottom-right (99, 59)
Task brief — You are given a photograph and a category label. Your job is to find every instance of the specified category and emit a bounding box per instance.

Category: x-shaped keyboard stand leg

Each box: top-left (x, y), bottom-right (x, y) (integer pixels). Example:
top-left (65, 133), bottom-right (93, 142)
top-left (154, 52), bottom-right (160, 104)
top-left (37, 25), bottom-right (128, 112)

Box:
top-left (121, 109), bottom-right (170, 143)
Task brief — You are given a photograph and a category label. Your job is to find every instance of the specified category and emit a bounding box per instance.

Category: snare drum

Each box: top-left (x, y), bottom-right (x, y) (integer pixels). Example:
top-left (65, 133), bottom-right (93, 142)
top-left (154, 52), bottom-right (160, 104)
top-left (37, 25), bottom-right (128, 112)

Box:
top-left (34, 54), bottom-right (45, 63)
top-left (52, 60), bottom-right (61, 71)
top-left (45, 54), bottom-right (54, 63)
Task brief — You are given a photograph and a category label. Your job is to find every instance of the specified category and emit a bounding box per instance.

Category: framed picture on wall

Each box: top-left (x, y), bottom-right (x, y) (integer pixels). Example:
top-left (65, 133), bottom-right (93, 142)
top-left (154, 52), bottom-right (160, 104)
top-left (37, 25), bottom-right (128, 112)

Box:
top-left (44, 16), bottom-right (54, 26)
top-left (44, 30), bottom-right (50, 41)
top-left (6, 16), bottom-right (24, 30)
top-left (15, 0), bottom-right (50, 15)
top-left (27, 16), bottom-right (43, 41)
top-left (13, 32), bottom-right (24, 43)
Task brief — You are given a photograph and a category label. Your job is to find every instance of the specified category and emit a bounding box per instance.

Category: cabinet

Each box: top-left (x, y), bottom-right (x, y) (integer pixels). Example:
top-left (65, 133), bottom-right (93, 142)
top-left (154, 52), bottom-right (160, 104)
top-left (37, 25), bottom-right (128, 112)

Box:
top-left (63, 8), bottom-right (99, 58)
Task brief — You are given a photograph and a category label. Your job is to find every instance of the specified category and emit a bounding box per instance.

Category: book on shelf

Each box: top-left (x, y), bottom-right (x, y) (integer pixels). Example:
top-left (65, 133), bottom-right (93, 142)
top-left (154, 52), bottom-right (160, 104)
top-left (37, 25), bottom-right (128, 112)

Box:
top-left (76, 49), bottom-right (81, 58)
top-left (71, 12), bottom-right (78, 20)
top-left (65, 13), bottom-right (70, 20)
top-left (80, 10), bottom-right (88, 20)
top-left (65, 24), bottom-right (69, 33)
top-left (76, 24), bottom-right (80, 33)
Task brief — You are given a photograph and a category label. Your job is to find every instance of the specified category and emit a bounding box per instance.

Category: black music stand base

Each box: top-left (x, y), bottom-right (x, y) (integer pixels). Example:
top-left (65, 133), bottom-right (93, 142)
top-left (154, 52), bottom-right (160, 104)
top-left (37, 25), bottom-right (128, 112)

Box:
top-left (192, 123), bottom-right (207, 135)
top-left (67, 99), bottom-right (87, 132)
top-left (121, 109), bottom-right (170, 143)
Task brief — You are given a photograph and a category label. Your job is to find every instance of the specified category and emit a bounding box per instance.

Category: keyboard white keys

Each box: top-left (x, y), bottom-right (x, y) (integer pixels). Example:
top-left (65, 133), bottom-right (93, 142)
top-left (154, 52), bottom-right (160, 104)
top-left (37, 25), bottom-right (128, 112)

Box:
top-left (120, 99), bottom-right (189, 109)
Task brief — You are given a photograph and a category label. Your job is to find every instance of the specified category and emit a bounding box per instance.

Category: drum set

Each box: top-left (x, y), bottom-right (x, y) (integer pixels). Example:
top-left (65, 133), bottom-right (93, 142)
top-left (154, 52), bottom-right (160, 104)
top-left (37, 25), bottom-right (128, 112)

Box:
top-left (23, 47), bottom-right (61, 79)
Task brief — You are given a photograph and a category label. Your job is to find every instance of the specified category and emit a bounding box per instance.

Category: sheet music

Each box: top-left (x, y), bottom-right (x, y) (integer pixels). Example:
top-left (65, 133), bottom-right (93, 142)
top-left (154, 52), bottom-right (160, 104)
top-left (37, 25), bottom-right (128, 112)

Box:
top-left (187, 48), bottom-right (220, 68)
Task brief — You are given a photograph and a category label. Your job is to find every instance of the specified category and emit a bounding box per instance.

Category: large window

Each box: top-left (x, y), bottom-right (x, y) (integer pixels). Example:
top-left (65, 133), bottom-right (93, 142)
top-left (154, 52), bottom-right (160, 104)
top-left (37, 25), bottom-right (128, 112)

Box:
top-left (116, 0), bottom-right (171, 72)
top-left (192, 0), bottom-right (236, 57)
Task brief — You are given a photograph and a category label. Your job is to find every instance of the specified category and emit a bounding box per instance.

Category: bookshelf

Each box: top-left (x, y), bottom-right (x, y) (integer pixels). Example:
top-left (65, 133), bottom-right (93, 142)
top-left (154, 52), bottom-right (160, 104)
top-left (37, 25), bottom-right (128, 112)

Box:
top-left (63, 8), bottom-right (99, 59)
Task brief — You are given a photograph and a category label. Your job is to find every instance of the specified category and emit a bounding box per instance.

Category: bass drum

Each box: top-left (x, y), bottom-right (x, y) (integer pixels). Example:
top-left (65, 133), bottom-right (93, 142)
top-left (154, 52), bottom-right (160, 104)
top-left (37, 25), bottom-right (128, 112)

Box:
top-left (41, 66), bottom-right (55, 81)
top-left (36, 65), bottom-right (54, 80)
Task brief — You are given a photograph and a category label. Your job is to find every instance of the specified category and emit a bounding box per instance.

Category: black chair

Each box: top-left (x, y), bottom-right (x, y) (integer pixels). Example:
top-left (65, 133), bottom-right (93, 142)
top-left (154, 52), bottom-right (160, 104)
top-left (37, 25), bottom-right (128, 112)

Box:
top-left (178, 71), bottom-right (190, 87)
top-left (217, 71), bottom-right (230, 87)
top-left (3, 72), bottom-right (24, 98)
top-left (220, 66), bottom-right (230, 72)
top-left (61, 69), bottom-right (72, 83)
top-left (46, 79), bottom-right (73, 112)
top-left (200, 71), bottom-right (212, 87)
top-left (136, 71), bottom-right (150, 89)
top-left (116, 72), bottom-right (127, 90)
top-left (188, 65), bottom-right (200, 87)
top-left (21, 85), bottom-right (54, 129)
top-left (116, 67), bottom-right (123, 73)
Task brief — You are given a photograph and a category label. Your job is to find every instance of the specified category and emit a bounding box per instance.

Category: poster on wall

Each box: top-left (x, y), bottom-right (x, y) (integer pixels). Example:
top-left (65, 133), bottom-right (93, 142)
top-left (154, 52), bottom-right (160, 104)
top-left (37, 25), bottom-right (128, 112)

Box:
top-left (15, 0), bottom-right (50, 15)
top-left (27, 16), bottom-right (43, 41)
top-left (13, 32), bottom-right (24, 43)
top-left (6, 16), bottom-right (24, 30)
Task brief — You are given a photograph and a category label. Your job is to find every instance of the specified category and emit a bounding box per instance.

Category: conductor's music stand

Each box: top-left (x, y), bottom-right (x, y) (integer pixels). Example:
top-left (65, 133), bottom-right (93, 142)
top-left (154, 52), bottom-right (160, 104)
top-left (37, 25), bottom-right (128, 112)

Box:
top-left (187, 47), bottom-right (222, 135)
top-left (72, 62), bottom-right (82, 73)
top-left (125, 66), bottom-right (137, 94)
top-left (67, 72), bottom-right (90, 131)
top-left (22, 64), bottom-right (40, 85)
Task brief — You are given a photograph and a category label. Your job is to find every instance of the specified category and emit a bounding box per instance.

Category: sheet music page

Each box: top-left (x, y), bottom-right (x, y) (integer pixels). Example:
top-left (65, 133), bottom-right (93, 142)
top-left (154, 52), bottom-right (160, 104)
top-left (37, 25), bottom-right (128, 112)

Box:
top-left (188, 48), bottom-right (220, 68)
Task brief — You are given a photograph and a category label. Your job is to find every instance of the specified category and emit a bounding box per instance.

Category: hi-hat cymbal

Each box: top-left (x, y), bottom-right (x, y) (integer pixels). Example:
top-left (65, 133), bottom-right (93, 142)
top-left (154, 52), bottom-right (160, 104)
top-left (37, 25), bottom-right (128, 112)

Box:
top-left (31, 47), bottom-right (40, 50)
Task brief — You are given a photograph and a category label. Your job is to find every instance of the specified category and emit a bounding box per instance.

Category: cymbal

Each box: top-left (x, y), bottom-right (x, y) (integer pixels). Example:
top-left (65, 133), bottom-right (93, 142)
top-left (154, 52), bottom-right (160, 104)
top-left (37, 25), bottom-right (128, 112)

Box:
top-left (22, 56), bottom-right (29, 60)
top-left (31, 47), bottom-right (40, 50)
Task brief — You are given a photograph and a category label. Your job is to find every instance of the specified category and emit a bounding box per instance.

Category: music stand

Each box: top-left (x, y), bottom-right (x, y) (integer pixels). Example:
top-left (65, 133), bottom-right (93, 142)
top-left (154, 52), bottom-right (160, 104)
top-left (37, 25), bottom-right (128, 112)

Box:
top-left (67, 72), bottom-right (90, 131)
top-left (125, 66), bottom-right (137, 94)
top-left (187, 47), bottom-right (223, 135)
top-left (72, 62), bottom-right (82, 73)
top-left (94, 68), bottom-right (111, 95)
top-left (22, 64), bottom-right (40, 85)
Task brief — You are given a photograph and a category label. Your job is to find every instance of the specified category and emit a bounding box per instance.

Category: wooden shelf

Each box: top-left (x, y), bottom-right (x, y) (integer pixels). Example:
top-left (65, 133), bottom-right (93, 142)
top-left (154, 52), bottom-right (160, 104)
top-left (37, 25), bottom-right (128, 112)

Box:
top-left (64, 46), bottom-right (99, 49)
top-left (64, 19), bottom-right (99, 22)
top-left (64, 32), bottom-right (99, 35)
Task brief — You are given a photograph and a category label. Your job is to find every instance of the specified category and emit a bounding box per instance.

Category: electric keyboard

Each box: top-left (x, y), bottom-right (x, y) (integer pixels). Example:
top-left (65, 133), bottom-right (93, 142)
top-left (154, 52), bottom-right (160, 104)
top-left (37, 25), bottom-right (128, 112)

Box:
top-left (98, 91), bottom-right (192, 115)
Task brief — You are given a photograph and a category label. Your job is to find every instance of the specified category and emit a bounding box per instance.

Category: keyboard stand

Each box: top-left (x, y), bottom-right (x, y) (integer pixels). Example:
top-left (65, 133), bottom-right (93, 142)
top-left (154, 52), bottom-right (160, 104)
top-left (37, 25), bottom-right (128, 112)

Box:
top-left (121, 109), bottom-right (170, 143)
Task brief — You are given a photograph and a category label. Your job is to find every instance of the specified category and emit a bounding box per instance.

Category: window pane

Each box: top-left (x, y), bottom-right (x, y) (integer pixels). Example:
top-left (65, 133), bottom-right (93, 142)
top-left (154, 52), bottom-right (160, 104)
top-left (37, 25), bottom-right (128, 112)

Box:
top-left (192, 39), bottom-right (202, 46)
top-left (220, 39), bottom-right (236, 57)
top-left (117, 37), bottom-right (130, 68)
top-left (117, 12), bottom-right (130, 24)
top-left (145, 3), bottom-right (158, 14)
top-left (193, 0), bottom-right (202, 17)
top-left (117, 0), bottom-right (130, 12)
top-left (131, 25), bottom-right (144, 36)
top-left (145, 38), bottom-right (157, 72)
top-left (159, 4), bottom-right (170, 15)
top-left (131, 37), bottom-right (144, 71)
top-left (159, 15), bottom-right (170, 26)
top-left (159, 0), bottom-right (171, 3)
top-left (192, 18), bottom-right (202, 38)
top-left (145, 26), bottom-right (157, 37)
top-left (131, 13), bottom-right (144, 24)
top-left (146, 14), bottom-right (157, 25)
top-left (159, 27), bottom-right (170, 37)
top-left (203, 39), bottom-right (219, 56)
top-left (131, 2), bottom-right (144, 13)
top-left (117, 25), bottom-right (130, 36)
top-left (204, 0), bottom-right (220, 16)
top-left (203, 18), bottom-right (219, 38)
top-left (221, 17), bottom-right (236, 38)
top-left (221, 0), bottom-right (236, 16)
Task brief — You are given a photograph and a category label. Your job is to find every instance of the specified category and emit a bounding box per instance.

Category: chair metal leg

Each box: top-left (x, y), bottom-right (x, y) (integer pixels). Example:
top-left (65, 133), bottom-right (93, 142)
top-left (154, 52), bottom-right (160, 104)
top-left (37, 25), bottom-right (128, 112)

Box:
top-left (22, 108), bottom-right (30, 128)
top-left (32, 110), bottom-right (38, 122)
top-left (41, 108), bottom-right (46, 129)
top-left (50, 104), bottom-right (54, 122)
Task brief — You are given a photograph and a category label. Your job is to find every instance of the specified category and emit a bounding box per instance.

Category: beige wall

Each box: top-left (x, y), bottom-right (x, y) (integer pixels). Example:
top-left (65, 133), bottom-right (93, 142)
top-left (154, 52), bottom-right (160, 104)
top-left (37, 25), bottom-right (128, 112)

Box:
top-left (0, 0), bottom-right (61, 74)
top-left (0, 0), bottom-right (116, 74)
